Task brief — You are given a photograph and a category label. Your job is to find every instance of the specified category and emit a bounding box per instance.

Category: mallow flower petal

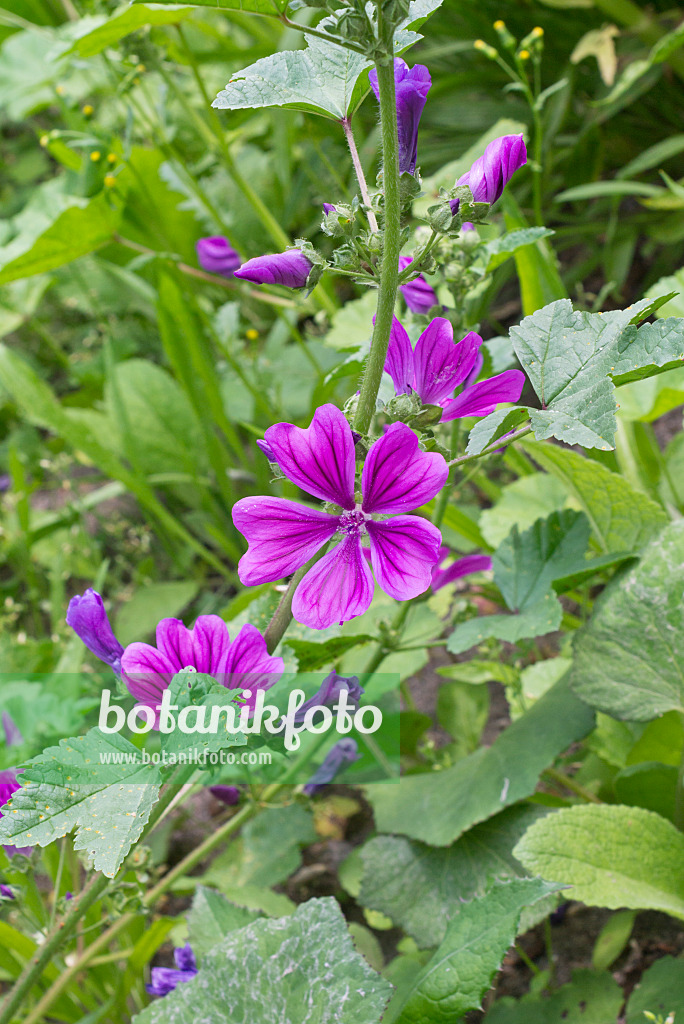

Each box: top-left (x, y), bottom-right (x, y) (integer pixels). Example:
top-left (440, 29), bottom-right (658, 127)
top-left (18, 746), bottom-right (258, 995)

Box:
top-left (190, 615), bottom-right (232, 676)
top-left (431, 552), bottom-right (492, 591)
top-left (385, 316), bottom-right (415, 395)
top-left (120, 644), bottom-right (173, 708)
top-left (233, 497), bottom-right (338, 586)
top-left (361, 422), bottom-right (448, 514)
top-left (367, 516), bottom-right (442, 600)
top-left (413, 320), bottom-right (482, 405)
top-left (155, 619), bottom-right (194, 674)
top-left (265, 404), bottom-right (355, 508)
top-left (398, 255), bottom-right (439, 314)
top-left (441, 369), bottom-right (525, 420)
top-left (221, 623), bottom-right (283, 700)
top-left (292, 535), bottom-right (374, 630)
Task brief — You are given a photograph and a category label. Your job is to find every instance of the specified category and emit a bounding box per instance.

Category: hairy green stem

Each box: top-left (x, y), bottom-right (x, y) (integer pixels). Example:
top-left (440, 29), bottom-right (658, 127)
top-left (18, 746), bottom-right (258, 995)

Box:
top-left (341, 117), bottom-right (379, 234)
top-left (447, 425), bottom-right (532, 468)
top-left (353, 57), bottom-right (400, 435)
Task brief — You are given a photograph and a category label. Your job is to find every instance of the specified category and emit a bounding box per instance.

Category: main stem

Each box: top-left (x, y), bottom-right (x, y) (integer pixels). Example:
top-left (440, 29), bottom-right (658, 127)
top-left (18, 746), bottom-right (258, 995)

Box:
top-left (353, 57), bottom-right (400, 435)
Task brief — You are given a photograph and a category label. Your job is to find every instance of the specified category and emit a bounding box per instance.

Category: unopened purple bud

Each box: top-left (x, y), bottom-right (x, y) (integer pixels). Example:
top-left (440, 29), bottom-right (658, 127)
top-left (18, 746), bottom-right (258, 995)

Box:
top-left (196, 236), bottom-right (241, 277)
top-left (323, 204), bottom-right (337, 215)
top-left (66, 589), bottom-right (124, 673)
top-left (0, 475), bottom-right (10, 493)
top-left (234, 250), bottom-right (312, 289)
top-left (0, 885), bottom-right (14, 900)
top-left (398, 255), bottom-right (439, 314)
top-left (2, 713), bottom-right (22, 748)
top-left (256, 438), bottom-right (277, 463)
top-left (294, 672), bottom-right (363, 724)
top-left (369, 59), bottom-right (431, 175)
top-left (450, 135), bottom-right (527, 213)
top-left (461, 222), bottom-right (475, 232)
top-left (209, 785), bottom-right (241, 806)
top-left (303, 738), bottom-right (360, 795)
top-left (65, 891), bottom-right (73, 900)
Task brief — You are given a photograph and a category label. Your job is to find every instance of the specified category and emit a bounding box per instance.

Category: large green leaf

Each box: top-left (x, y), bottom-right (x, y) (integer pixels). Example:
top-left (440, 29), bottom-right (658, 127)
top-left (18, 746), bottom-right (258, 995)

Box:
top-left (484, 969), bottom-right (623, 1024)
top-left (0, 729), bottom-right (161, 877)
top-left (493, 510), bottom-right (591, 612)
top-left (510, 298), bottom-right (684, 449)
top-left (358, 804), bottom-right (551, 949)
top-left (393, 879), bottom-right (561, 1024)
top-left (133, 897), bottom-right (393, 1023)
top-left (523, 440), bottom-right (667, 554)
top-left (567, 519), bottom-right (684, 720)
top-left (366, 679), bottom-right (594, 846)
top-left (514, 804), bottom-right (684, 919)
top-left (479, 472), bottom-right (569, 548)
top-left (0, 192), bottom-right (120, 284)
top-left (446, 595), bottom-right (563, 654)
top-left (60, 5), bottom-right (194, 58)
top-left (187, 886), bottom-right (261, 958)
top-left (501, 192), bottom-right (567, 315)
top-left (213, 33), bottom-right (371, 120)
top-left (625, 956), bottom-right (684, 1024)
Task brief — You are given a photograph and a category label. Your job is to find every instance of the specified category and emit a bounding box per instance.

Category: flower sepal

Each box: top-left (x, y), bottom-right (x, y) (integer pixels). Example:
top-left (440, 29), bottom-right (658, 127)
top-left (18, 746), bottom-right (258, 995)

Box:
top-left (399, 170), bottom-right (423, 207)
top-left (410, 402), bottom-right (444, 429)
top-left (382, 391), bottom-right (421, 425)
top-left (320, 203), bottom-right (356, 238)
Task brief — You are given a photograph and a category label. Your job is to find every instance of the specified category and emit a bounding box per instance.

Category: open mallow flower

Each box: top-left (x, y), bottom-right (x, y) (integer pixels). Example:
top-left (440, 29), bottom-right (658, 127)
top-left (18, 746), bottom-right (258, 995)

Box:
top-left (232, 404), bottom-right (447, 630)
top-left (450, 134), bottom-right (527, 212)
top-left (398, 255), bottom-right (439, 314)
top-left (369, 58), bottom-right (431, 175)
top-left (120, 615), bottom-right (283, 721)
top-left (196, 236), bottom-right (241, 277)
top-left (66, 589), bottom-right (124, 674)
top-left (147, 945), bottom-right (198, 998)
top-left (385, 316), bottom-right (524, 421)
top-left (431, 549), bottom-right (492, 591)
top-left (234, 249), bottom-right (312, 289)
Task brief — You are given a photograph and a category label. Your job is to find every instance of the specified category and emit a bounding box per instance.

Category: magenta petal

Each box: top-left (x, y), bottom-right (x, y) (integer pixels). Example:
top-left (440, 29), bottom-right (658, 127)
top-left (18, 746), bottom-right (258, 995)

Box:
top-left (191, 615), bottom-right (232, 675)
top-left (233, 497), bottom-right (338, 586)
top-left (432, 553), bottom-right (492, 591)
top-left (398, 256), bottom-right (439, 315)
top-left (385, 316), bottom-right (415, 395)
top-left (264, 405), bottom-right (355, 508)
top-left (441, 369), bottom-right (525, 420)
top-left (292, 536), bottom-right (374, 630)
top-left (361, 422), bottom-right (448, 514)
top-left (413, 320), bottom-right (482, 405)
top-left (120, 643), bottom-right (172, 707)
top-left (367, 516), bottom-right (442, 601)
top-left (155, 619), bottom-right (194, 674)
top-left (222, 623), bottom-right (284, 701)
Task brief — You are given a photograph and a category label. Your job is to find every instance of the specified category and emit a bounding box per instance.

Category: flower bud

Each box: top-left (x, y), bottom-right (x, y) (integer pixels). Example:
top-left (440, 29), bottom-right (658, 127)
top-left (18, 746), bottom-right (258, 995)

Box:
top-left (196, 236), bottom-right (241, 277)
top-left (234, 249), bottom-right (313, 289)
top-left (66, 589), bottom-right (124, 673)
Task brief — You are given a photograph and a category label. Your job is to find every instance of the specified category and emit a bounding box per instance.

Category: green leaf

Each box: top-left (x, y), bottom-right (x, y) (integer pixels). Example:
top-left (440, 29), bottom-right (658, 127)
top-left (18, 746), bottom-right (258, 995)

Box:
top-left (567, 519), bottom-right (684, 720)
top-left (133, 0), bottom-right (287, 11)
top-left (133, 897), bottom-right (393, 1024)
top-left (528, 378), bottom-right (617, 450)
top-left (393, 879), bottom-right (561, 1024)
top-left (115, 581), bottom-right (199, 646)
top-left (501, 192), bottom-right (567, 315)
top-left (283, 634), bottom-right (375, 671)
top-left (187, 886), bottom-right (261, 958)
top-left (0, 192), bottom-right (120, 284)
top-left (523, 440), bottom-right (667, 554)
top-left (514, 804), bottom-right (684, 919)
top-left (446, 595), bottom-right (563, 655)
top-left (0, 728), bottom-right (161, 877)
top-left (484, 969), bottom-right (623, 1024)
top-left (366, 679), bottom-right (594, 846)
top-left (614, 763), bottom-right (677, 822)
top-left (202, 804), bottom-right (316, 890)
top-left (493, 510), bottom-right (591, 612)
top-left (557, 180), bottom-right (664, 201)
top-left (213, 32), bottom-right (371, 120)
top-left (610, 317), bottom-right (684, 386)
top-left (465, 407), bottom-right (529, 457)
top-left (358, 805), bottom-right (552, 949)
top-left (592, 910), bottom-right (636, 971)
top-left (644, 267), bottom-right (684, 318)
top-left (160, 672), bottom-right (247, 760)
top-left (625, 955), bottom-right (684, 1024)
top-left (479, 473), bottom-right (569, 548)
top-left (61, 5), bottom-right (194, 58)
top-left (484, 228), bottom-right (555, 271)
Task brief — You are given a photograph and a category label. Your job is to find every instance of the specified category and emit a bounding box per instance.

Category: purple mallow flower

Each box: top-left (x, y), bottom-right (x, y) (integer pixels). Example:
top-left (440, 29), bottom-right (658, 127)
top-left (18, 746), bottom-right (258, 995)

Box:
top-left (0, 884), bottom-right (14, 900)
top-left (121, 615), bottom-right (283, 722)
top-left (2, 713), bottom-right (22, 748)
top-left (232, 405), bottom-right (447, 630)
top-left (147, 945), bottom-right (198, 998)
top-left (66, 589), bottom-right (124, 674)
top-left (303, 738), bottom-right (360, 795)
top-left (385, 316), bottom-right (524, 421)
top-left (294, 672), bottom-right (363, 724)
top-left (451, 135), bottom-right (527, 213)
top-left (234, 250), bottom-right (312, 289)
top-left (0, 475), bottom-right (9, 493)
top-left (196, 237), bottom-right (241, 277)
top-left (431, 549), bottom-right (492, 591)
top-left (398, 256), bottom-right (439, 314)
top-left (461, 222), bottom-right (475, 231)
top-left (369, 58), bottom-right (431, 175)
top-left (256, 438), bottom-right (277, 463)
top-left (323, 203), bottom-right (337, 215)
